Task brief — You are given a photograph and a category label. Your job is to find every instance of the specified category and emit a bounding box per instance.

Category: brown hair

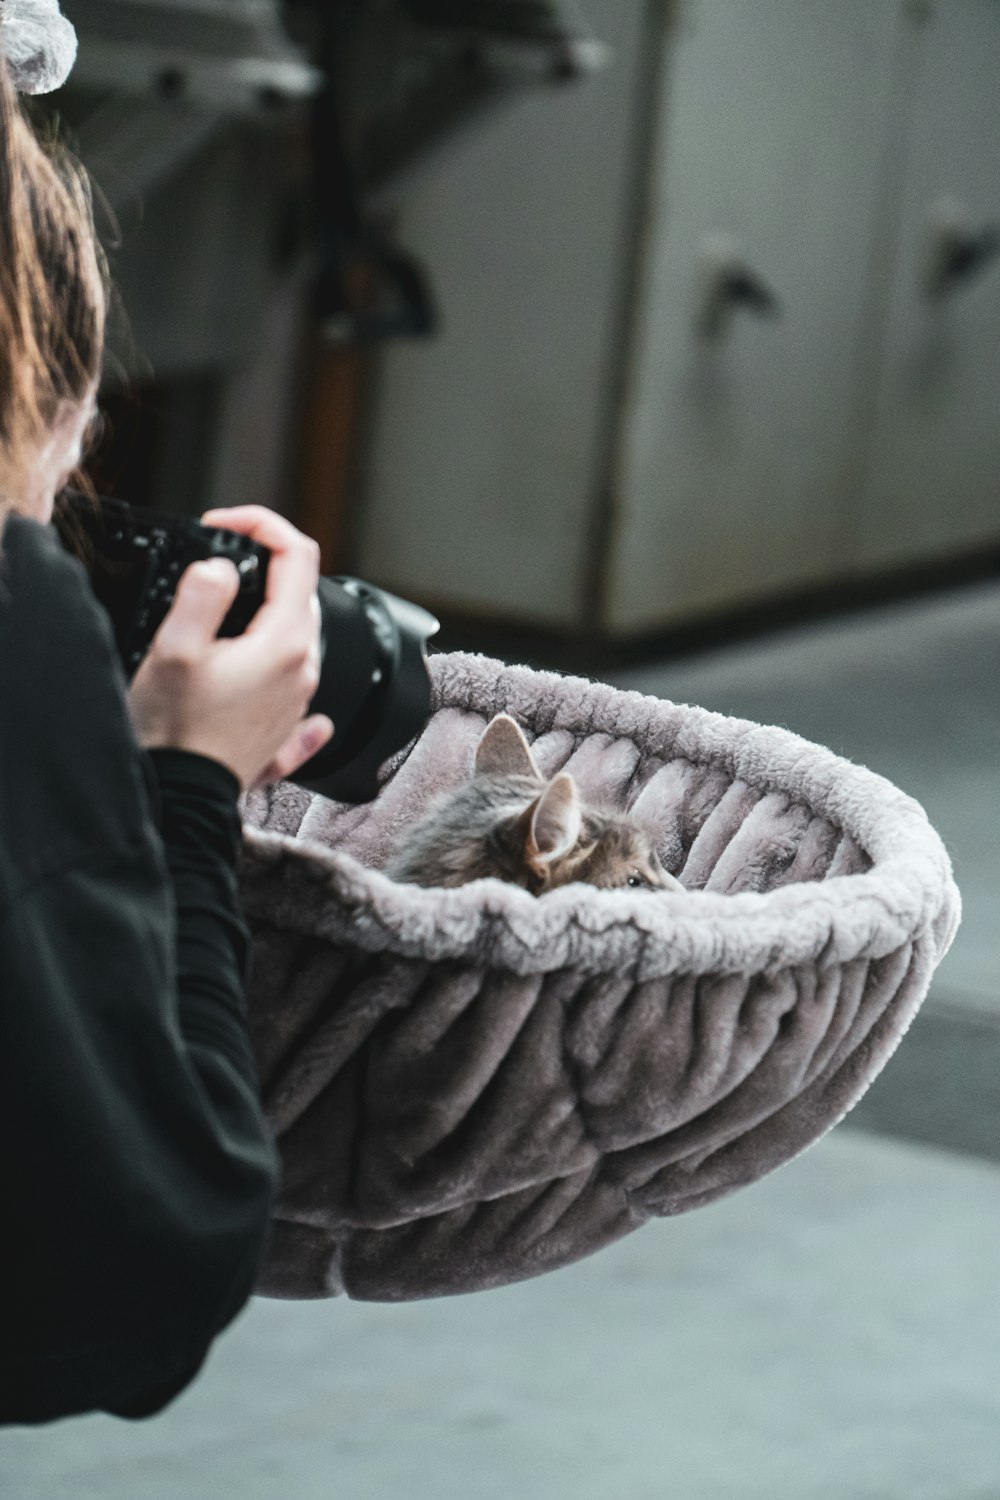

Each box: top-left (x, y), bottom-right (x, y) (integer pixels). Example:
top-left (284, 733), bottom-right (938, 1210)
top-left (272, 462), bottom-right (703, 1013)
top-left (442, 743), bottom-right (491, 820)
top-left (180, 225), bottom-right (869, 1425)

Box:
top-left (0, 55), bottom-right (106, 529)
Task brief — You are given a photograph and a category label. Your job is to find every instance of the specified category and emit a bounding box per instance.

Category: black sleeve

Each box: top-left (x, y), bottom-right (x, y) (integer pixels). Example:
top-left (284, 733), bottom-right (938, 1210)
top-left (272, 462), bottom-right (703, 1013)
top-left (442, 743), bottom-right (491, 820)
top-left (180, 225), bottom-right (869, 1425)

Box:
top-left (0, 514), bottom-right (279, 1427)
top-left (104, 749), bottom-right (281, 1423)
top-left (97, 751), bottom-right (275, 1422)
top-left (141, 748), bottom-right (261, 1094)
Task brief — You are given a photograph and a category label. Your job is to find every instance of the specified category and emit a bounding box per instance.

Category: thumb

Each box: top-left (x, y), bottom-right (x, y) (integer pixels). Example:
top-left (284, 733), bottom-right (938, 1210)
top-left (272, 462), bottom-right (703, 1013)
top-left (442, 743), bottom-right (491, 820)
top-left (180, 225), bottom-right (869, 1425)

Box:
top-left (157, 559), bottom-right (242, 653)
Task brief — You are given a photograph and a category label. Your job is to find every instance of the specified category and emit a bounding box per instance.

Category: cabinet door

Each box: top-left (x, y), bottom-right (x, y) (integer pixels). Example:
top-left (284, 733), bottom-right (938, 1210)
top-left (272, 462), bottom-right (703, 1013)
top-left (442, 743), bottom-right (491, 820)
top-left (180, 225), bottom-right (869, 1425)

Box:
top-left (356, 2), bottom-right (649, 630)
top-left (605, 0), bottom-right (902, 634)
top-left (853, 0), bottom-right (1000, 570)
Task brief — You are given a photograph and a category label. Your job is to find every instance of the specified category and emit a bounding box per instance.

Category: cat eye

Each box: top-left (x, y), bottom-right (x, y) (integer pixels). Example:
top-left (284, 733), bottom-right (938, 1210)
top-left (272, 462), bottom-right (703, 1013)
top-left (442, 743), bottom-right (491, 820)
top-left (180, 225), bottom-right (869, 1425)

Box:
top-left (627, 874), bottom-right (650, 889)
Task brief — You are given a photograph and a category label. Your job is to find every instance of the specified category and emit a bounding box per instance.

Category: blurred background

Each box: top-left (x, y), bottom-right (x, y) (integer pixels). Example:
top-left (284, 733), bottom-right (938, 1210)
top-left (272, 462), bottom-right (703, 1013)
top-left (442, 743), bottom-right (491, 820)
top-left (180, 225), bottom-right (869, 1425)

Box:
top-left (6, 2), bottom-right (1000, 1497)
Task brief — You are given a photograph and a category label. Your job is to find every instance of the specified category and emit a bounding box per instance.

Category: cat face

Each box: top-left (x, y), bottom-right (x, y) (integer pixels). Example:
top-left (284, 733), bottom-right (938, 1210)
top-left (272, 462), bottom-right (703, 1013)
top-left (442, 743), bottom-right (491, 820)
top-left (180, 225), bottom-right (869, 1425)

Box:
top-left (478, 716), bottom-right (683, 892)
top-left (387, 715), bottom-right (683, 894)
top-left (534, 803), bottom-right (678, 893)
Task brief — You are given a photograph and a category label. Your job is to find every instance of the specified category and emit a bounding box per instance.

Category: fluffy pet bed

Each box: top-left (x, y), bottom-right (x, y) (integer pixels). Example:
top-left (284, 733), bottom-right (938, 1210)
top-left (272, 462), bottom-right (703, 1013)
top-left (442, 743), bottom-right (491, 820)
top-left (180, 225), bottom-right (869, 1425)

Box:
top-left (238, 651), bottom-right (960, 1301)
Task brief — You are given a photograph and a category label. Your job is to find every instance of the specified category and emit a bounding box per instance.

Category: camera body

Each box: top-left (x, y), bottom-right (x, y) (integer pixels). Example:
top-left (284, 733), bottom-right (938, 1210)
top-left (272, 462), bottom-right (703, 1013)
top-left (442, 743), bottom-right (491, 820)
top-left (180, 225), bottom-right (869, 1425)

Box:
top-left (56, 492), bottom-right (439, 804)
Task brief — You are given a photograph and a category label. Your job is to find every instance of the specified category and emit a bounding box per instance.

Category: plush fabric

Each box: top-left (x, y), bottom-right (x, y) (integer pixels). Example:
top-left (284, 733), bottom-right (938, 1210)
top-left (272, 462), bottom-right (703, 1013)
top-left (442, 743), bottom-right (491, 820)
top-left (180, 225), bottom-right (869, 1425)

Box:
top-left (239, 651), bottom-right (960, 1302)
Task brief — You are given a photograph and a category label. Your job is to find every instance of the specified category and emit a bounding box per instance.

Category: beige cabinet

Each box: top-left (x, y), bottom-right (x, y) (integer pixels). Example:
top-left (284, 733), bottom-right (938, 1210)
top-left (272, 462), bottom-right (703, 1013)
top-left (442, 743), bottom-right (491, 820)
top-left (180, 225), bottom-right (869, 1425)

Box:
top-left (853, 0), bottom-right (1000, 570)
top-left (604, 0), bottom-right (903, 632)
top-left (356, 0), bottom-right (650, 630)
top-left (358, 0), bottom-right (1000, 638)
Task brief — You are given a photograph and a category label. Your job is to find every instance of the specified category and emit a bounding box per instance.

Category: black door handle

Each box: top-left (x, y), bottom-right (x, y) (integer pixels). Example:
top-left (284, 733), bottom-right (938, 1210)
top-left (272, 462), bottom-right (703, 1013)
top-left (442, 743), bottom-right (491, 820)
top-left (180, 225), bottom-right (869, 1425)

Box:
top-left (926, 203), bottom-right (1000, 298)
top-left (696, 238), bottom-right (782, 339)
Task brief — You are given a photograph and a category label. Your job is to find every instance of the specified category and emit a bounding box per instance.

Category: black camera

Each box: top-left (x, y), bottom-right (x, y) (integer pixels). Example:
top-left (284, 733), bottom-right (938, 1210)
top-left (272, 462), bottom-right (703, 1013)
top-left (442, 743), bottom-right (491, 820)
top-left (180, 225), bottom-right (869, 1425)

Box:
top-left (55, 491), bottom-right (439, 804)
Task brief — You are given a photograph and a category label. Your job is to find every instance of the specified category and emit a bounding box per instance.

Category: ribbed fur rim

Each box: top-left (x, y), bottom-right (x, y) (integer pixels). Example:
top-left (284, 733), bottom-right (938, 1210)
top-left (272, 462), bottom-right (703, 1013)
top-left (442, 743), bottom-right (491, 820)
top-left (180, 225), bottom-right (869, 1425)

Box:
top-left (240, 652), bottom-right (961, 980)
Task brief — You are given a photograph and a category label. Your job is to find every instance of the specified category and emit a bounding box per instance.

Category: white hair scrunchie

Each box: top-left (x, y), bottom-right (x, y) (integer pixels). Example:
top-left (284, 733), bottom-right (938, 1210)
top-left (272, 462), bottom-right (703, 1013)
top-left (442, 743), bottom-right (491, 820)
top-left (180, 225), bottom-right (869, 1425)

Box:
top-left (0, 0), bottom-right (77, 95)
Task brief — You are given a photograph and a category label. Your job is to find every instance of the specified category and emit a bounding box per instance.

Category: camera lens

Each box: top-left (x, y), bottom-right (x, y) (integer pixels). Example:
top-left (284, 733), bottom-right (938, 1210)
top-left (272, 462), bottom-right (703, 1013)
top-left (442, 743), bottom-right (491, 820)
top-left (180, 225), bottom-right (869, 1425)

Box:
top-left (291, 576), bottom-right (440, 804)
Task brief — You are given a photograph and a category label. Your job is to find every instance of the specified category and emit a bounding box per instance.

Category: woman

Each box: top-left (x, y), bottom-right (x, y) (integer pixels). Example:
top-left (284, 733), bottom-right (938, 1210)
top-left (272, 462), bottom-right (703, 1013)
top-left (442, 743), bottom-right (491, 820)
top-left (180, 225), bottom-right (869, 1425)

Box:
top-left (0, 55), bottom-right (334, 1424)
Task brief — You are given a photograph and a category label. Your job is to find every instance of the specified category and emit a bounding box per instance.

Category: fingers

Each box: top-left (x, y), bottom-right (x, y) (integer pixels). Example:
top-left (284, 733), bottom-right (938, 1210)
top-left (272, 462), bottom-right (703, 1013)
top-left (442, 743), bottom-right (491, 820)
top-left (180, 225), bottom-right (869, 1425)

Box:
top-left (200, 506), bottom-right (321, 645)
top-left (200, 506), bottom-right (311, 556)
top-left (250, 715), bottom-right (335, 790)
top-left (154, 558), bottom-right (241, 657)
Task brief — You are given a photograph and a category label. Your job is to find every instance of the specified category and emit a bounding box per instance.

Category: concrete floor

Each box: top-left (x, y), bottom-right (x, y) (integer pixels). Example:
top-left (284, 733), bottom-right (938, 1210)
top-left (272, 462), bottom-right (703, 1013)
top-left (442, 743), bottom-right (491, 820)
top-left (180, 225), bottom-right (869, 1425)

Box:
top-left (3, 1134), bottom-right (999, 1500)
top-left (3, 579), bottom-right (999, 1498)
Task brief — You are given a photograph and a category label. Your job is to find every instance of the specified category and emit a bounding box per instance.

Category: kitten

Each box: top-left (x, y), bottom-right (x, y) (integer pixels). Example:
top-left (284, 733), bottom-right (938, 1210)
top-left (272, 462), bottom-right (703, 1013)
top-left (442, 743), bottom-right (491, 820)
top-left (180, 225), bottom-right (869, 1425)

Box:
top-left (386, 714), bottom-right (683, 895)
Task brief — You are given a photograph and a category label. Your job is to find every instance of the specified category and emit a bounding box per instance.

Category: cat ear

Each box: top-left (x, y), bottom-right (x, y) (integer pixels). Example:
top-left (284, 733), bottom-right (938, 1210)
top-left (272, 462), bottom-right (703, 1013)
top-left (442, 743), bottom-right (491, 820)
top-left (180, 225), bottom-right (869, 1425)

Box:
top-left (520, 773), bottom-right (582, 872)
top-left (475, 714), bottom-right (541, 780)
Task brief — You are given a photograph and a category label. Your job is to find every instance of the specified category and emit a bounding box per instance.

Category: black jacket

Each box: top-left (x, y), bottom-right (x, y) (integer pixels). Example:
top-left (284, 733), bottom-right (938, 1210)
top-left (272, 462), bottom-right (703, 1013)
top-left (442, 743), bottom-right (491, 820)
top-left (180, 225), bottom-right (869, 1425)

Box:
top-left (0, 510), bottom-right (279, 1426)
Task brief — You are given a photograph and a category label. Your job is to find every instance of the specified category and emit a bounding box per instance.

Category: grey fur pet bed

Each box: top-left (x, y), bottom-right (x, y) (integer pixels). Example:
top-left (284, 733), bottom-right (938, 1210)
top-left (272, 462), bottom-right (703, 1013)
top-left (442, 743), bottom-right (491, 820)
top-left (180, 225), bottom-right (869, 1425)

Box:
top-left (239, 651), bottom-right (960, 1302)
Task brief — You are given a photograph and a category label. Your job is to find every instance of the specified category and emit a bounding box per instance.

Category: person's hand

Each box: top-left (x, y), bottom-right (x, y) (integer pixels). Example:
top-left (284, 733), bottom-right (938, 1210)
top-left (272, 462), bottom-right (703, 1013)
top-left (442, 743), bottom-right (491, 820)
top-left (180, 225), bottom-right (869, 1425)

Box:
top-left (127, 507), bottom-right (334, 791)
